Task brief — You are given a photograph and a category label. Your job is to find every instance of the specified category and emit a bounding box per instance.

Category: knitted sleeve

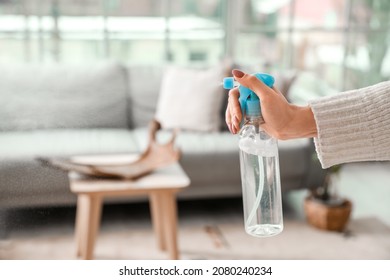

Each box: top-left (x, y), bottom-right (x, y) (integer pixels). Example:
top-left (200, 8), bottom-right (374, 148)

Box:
top-left (309, 81), bottom-right (390, 169)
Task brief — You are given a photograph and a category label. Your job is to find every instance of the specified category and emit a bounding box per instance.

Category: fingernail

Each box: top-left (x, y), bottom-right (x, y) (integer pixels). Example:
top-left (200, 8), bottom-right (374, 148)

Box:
top-left (232, 69), bottom-right (245, 78)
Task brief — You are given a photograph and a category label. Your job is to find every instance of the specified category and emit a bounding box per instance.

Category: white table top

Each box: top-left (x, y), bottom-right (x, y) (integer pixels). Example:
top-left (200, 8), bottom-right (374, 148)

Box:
top-left (69, 162), bottom-right (190, 194)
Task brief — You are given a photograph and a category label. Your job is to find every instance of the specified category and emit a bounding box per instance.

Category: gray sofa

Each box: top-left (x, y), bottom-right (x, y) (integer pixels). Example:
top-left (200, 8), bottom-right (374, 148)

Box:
top-left (0, 62), bottom-right (325, 209)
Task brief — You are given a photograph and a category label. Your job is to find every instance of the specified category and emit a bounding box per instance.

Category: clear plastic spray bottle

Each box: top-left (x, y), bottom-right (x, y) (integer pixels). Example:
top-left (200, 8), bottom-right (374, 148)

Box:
top-left (223, 73), bottom-right (283, 237)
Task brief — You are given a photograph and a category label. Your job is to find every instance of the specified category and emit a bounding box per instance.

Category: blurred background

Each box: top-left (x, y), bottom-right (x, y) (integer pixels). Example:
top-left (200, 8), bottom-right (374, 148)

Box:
top-left (1, 0), bottom-right (389, 91)
top-left (0, 0), bottom-right (389, 260)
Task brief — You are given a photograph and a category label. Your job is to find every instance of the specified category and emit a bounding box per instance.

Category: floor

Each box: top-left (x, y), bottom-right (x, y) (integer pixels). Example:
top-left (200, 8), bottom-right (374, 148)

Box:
top-left (0, 162), bottom-right (389, 260)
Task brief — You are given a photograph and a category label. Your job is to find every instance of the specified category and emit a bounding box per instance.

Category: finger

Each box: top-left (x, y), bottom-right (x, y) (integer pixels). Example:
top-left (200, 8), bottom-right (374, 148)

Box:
top-left (225, 106), bottom-right (233, 133)
top-left (228, 88), bottom-right (242, 133)
top-left (228, 88), bottom-right (242, 120)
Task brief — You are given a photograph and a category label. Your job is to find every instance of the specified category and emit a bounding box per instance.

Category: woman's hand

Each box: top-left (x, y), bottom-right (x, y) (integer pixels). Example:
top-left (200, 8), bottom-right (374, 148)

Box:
top-left (225, 69), bottom-right (317, 140)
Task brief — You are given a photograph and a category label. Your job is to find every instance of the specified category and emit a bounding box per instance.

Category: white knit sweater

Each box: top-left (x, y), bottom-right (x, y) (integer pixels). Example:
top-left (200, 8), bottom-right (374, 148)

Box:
top-left (309, 81), bottom-right (390, 169)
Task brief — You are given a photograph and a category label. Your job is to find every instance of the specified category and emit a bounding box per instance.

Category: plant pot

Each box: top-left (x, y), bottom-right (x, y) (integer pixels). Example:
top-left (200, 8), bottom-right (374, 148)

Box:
top-left (304, 196), bottom-right (352, 232)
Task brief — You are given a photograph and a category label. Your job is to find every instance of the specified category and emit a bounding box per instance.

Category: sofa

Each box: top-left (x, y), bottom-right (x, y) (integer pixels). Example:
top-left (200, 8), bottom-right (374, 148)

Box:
top-left (0, 62), bottom-right (326, 209)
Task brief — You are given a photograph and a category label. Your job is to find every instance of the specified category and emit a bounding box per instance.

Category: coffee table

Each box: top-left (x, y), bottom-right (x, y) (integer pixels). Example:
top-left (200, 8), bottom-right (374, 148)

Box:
top-left (68, 160), bottom-right (190, 260)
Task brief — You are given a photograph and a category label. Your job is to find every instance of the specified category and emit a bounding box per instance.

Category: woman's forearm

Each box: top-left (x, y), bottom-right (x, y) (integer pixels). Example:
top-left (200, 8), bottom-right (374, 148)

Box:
top-left (310, 81), bottom-right (390, 168)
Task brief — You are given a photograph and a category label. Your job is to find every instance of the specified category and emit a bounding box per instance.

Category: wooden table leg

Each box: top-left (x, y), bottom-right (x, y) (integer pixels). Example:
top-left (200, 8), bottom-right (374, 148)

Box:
top-left (150, 193), bottom-right (166, 251)
top-left (77, 194), bottom-right (102, 260)
top-left (160, 191), bottom-right (179, 260)
top-left (75, 195), bottom-right (86, 258)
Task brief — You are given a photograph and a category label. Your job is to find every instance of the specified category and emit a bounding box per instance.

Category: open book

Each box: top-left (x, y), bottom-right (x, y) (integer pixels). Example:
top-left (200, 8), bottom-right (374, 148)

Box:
top-left (37, 120), bottom-right (181, 180)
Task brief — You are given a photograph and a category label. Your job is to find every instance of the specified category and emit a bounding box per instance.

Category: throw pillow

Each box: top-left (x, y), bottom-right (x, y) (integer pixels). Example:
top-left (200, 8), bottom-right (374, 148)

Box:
top-left (155, 63), bottom-right (228, 132)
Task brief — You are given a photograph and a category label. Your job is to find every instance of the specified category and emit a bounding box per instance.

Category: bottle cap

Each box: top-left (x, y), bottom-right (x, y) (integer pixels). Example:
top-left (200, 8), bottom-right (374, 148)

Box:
top-left (246, 98), bottom-right (261, 116)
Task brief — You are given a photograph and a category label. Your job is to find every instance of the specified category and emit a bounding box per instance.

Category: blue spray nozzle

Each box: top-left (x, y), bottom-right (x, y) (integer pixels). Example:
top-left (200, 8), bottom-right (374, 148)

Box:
top-left (222, 77), bottom-right (236, 90)
top-left (222, 73), bottom-right (275, 117)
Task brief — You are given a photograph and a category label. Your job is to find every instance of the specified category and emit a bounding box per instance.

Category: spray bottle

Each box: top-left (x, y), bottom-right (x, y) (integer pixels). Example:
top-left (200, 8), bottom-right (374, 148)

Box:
top-left (223, 73), bottom-right (283, 237)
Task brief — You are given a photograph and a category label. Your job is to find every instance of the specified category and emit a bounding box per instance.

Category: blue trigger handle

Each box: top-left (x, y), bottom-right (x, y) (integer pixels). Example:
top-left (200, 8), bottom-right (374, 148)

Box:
top-left (222, 73), bottom-right (275, 117)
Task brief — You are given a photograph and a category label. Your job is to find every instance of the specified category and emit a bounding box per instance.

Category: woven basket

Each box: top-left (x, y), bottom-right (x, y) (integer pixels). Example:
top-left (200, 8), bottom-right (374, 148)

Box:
top-left (304, 196), bottom-right (352, 232)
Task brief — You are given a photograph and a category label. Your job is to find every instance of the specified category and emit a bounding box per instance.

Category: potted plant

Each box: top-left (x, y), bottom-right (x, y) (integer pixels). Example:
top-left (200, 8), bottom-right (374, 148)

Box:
top-left (304, 164), bottom-right (353, 232)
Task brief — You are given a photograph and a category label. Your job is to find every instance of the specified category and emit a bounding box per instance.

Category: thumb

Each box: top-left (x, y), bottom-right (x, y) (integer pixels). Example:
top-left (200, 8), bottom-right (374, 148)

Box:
top-left (232, 69), bottom-right (272, 100)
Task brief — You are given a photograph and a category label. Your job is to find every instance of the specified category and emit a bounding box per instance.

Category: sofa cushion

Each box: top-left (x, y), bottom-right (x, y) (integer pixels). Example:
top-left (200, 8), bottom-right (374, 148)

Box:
top-left (127, 65), bottom-right (165, 128)
top-left (155, 63), bottom-right (228, 132)
top-left (0, 62), bottom-right (129, 131)
top-left (132, 127), bottom-right (238, 153)
top-left (0, 129), bottom-right (140, 159)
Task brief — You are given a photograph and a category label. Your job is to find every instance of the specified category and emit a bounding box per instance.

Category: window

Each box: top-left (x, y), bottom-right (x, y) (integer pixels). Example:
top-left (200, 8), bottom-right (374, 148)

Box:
top-left (0, 0), bottom-right (388, 90)
top-left (235, 0), bottom-right (390, 90)
top-left (0, 0), bottom-right (225, 65)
